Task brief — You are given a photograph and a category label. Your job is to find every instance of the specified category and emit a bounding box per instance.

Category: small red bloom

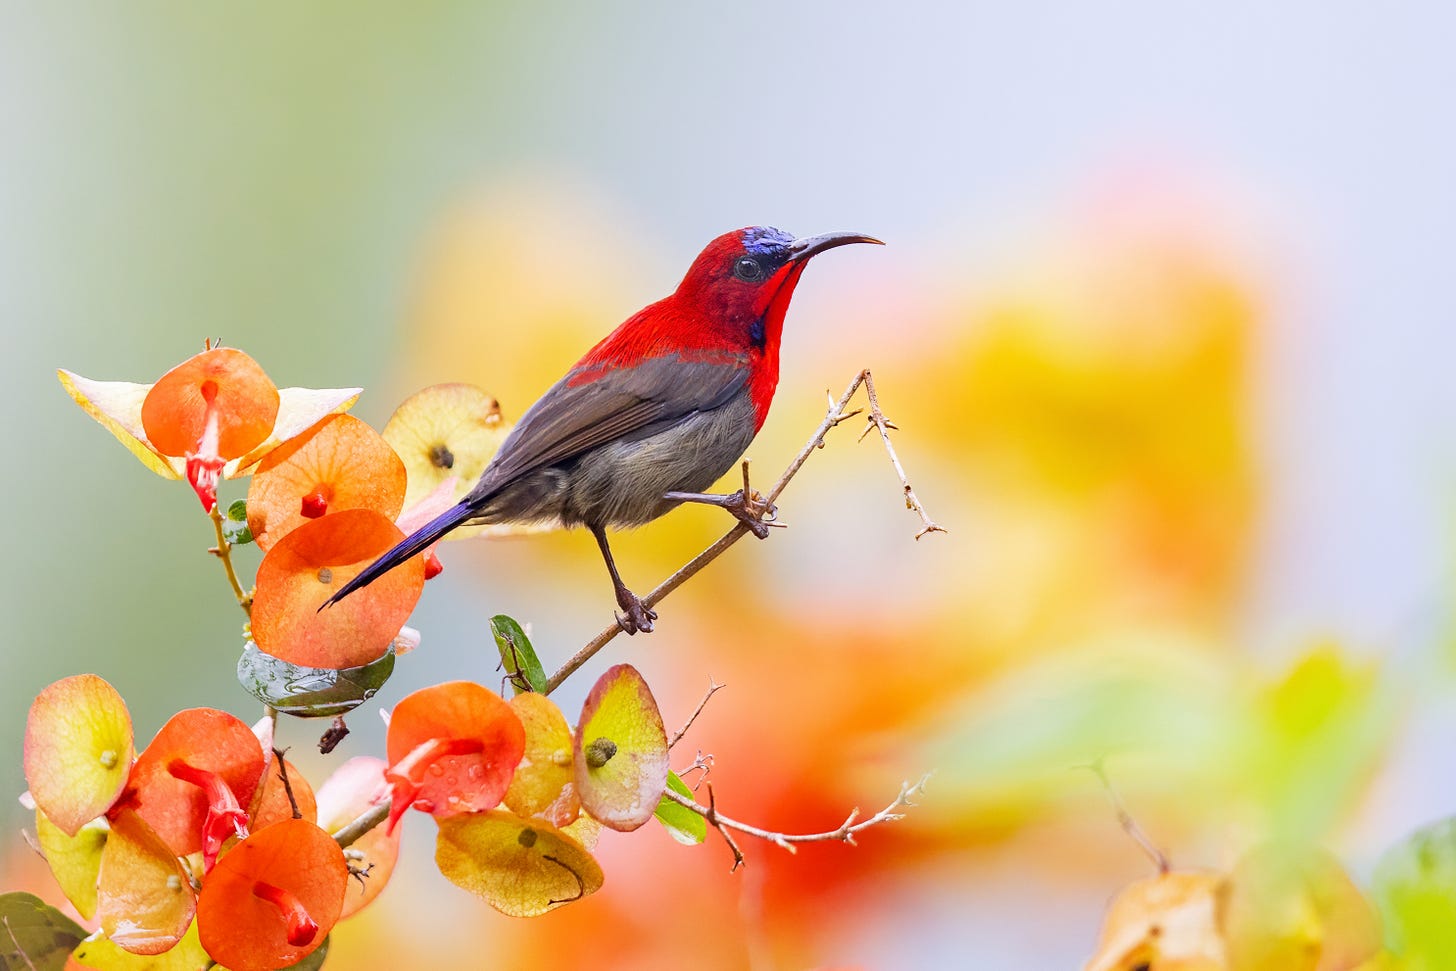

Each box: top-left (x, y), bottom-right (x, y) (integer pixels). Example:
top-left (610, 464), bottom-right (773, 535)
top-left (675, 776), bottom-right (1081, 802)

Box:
top-left (167, 759), bottom-right (249, 872)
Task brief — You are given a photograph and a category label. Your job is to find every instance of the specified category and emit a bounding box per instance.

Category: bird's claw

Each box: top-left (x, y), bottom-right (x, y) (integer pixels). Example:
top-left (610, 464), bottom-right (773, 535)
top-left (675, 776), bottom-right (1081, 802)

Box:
top-left (614, 595), bottom-right (658, 635)
top-left (725, 489), bottom-right (776, 539)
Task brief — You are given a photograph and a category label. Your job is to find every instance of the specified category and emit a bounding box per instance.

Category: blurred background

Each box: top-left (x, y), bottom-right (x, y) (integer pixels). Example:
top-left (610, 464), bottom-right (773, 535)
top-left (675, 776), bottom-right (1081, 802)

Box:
top-left (3, 3), bottom-right (1454, 967)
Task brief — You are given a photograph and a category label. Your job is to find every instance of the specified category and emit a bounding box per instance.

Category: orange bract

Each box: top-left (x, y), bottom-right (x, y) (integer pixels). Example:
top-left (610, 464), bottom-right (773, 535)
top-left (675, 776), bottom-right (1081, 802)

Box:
top-left (504, 692), bottom-right (578, 827)
top-left (95, 809), bottom-right (197, 956)
top-left (386, 682), bottom-right (525, 821)
top-left (24, 674), bottom-right (134, 836)
top-left (1220, 843), bottom-right (1383, 971)
top-left (1083, 869), bottom-right (1227, 971)
top-left (248, 756), bottom-right (318, 831)
top-left (251, 509), bottom-right (424, 669)
top-left (126, 708), bottom-right (265, 860)
top-left (141, 348), bottom-right (279, 460)
top-left (435, 810), bottom-right (603, 917)
top-left (196, 818), bottom-right (347, 971)
top-left (68, 922), bottom-right (211, 970)
top-left (383, 383), bottom-right (510, 512)
top-left (35, 809), bottom-right (106, 920)
top-left (573, 664), bottom-right (668, 832)
top-left (247, 414), bottom-right (408, 551)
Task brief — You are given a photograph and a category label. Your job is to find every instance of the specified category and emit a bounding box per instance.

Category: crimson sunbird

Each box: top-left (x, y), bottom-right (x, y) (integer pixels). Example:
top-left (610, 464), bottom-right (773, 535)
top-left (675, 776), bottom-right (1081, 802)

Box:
top-left (323, 226), bottom-right (882, 633)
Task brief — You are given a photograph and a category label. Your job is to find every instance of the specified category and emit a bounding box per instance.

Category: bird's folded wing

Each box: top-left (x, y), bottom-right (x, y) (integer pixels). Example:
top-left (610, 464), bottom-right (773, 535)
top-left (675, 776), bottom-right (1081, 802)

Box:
top-left (468, 351), bottom-right (749, 497)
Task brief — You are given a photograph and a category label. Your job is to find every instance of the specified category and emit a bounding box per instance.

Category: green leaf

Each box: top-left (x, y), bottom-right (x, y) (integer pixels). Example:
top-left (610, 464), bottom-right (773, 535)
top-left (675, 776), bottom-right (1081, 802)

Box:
top-left (237, 641), bottom-right (395, 718)
top-left (1374, 816), bottom-right (1456, 969)
top-left (221, 518), bottom-right (253, 545)
top-left (491, 615), bottom-right (546, 695)
top-left (226, 499), bottom-right (249, 522)
top-left (653, 771), bottom-right (705, 846)
top-left (0, 892), bottom-right (87, 971)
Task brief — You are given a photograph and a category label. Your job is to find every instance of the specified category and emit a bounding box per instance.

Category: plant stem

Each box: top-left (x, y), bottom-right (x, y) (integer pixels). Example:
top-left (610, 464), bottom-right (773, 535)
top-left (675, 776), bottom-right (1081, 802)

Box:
top-left (332, 800), bottom-right (391, 850)
top-left (207, 504), bottom-right (252, 613)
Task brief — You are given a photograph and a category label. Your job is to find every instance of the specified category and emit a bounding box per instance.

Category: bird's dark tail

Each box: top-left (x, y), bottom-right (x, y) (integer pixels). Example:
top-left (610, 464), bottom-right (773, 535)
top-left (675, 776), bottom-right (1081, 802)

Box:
top-left (318, 502), bottom-right (475, 611)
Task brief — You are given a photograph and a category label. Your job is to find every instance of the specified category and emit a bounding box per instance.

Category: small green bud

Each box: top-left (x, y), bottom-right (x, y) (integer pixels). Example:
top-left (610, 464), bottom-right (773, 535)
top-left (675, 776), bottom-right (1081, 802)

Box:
top-left (227, 499), bottom-right (249, 522)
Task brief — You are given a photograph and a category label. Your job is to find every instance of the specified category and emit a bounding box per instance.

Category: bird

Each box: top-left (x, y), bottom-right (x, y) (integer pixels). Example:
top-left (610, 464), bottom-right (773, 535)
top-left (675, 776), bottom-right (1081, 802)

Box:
top-left (322, 226), bottom-right (882, 633)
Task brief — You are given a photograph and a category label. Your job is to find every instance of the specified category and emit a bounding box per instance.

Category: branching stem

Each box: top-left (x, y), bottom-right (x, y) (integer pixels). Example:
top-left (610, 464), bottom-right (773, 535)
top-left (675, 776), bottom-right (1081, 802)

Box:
top-left (668, 677), bottom-right (724, 749)
top-left (207, 504), bottom-right (252, 613)
top-left (665, 775), bottom-right (930, 872)
top-left (332, 800), bottom-right (391, 851)
top-left (858, 370), bottom-right (947, 540)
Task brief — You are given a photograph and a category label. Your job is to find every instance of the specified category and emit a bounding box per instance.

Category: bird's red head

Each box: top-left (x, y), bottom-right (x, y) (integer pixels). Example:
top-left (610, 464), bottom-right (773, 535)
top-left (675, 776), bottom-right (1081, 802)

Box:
top-left (576, 226), bottom-right (881, 430)
top-left (673, 226), bottom-right (883, 355)
top-left (671, 226), bottom-right (883, 427)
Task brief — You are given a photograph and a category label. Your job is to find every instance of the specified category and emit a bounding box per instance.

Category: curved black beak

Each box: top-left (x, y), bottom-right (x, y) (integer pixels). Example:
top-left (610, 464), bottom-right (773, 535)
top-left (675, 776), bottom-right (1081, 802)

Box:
top-left (787, 231), bottom-right (885, 262)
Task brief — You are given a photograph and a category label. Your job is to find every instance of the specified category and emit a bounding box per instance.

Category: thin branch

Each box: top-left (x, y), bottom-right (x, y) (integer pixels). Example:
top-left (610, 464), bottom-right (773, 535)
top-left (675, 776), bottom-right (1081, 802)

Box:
top-left (1083, 759), bottom-right (1169, 874)
top-left (668, 677), bottom-right (725, 749)
top-left (676, 750), bottom-right (714, 790)
top-left (272, 747), bottom-right (303, 820)
top-left (545, 370), bottom-right (875, 694)
top-left (332, 799), bottom-right (391, 850)
top-left (858, 370), bottom-right (947, 540)
top-left (700, 783), bottom-right (746, 871)
top-left (207, 504), bottom-right (252, 613)
top-left (665, 774), bottom-right (930, 871)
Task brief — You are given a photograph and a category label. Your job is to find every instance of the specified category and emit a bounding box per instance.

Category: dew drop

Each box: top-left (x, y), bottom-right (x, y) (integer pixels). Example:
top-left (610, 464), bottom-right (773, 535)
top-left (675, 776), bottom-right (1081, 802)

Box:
top-left (317, 567), bottom-right (333, 585)
top-left (99, 749), bottom-right (118, 769)
top-left (427, 763), bottom-right (444, 777)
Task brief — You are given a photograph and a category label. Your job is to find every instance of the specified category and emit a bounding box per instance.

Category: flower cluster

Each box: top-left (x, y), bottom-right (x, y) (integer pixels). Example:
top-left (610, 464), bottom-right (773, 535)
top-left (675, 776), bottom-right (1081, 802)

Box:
top-left (25, 346), bottom-right (699, 969)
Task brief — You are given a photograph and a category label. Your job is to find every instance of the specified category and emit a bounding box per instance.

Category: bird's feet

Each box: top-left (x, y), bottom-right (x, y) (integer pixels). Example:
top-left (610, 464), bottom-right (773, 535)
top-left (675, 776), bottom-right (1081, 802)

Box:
top-left (720, 488), bottom-right (776, 539)
top-left (664, 484), bottom-right (778, 539)
top-left (613, 588), bottom-right (658, 635)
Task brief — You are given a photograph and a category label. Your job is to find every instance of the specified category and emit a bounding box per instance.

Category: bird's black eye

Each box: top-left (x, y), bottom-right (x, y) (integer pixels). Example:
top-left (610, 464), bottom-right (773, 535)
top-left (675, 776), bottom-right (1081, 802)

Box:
top-left (733, 256), bottom-right (765, 282)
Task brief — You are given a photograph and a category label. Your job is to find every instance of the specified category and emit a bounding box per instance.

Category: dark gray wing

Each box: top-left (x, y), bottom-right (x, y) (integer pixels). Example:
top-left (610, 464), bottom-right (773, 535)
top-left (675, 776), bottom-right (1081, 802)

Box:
top-left (465, 351), bottom-right (750, 502)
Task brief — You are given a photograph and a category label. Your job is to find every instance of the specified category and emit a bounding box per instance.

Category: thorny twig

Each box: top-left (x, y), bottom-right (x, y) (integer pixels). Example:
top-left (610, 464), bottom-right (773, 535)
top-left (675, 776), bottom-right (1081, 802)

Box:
top-left (665, 774), bottom-right (931, 872)
top-left (543, 369), bottom-right (944, 693)
top-left (858, 371), bottom-right (947, 540)
top-left (676, 750), bottom-right (714, 790)
top-left (668, 677), bottom-right (725, 749)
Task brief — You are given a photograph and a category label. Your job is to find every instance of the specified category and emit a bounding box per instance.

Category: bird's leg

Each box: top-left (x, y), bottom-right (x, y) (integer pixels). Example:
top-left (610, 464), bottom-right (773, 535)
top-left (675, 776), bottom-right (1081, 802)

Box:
top-left (663, 489), bottom-right (776, 539)
top-left (591, 524), bottom-right (656, 635)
